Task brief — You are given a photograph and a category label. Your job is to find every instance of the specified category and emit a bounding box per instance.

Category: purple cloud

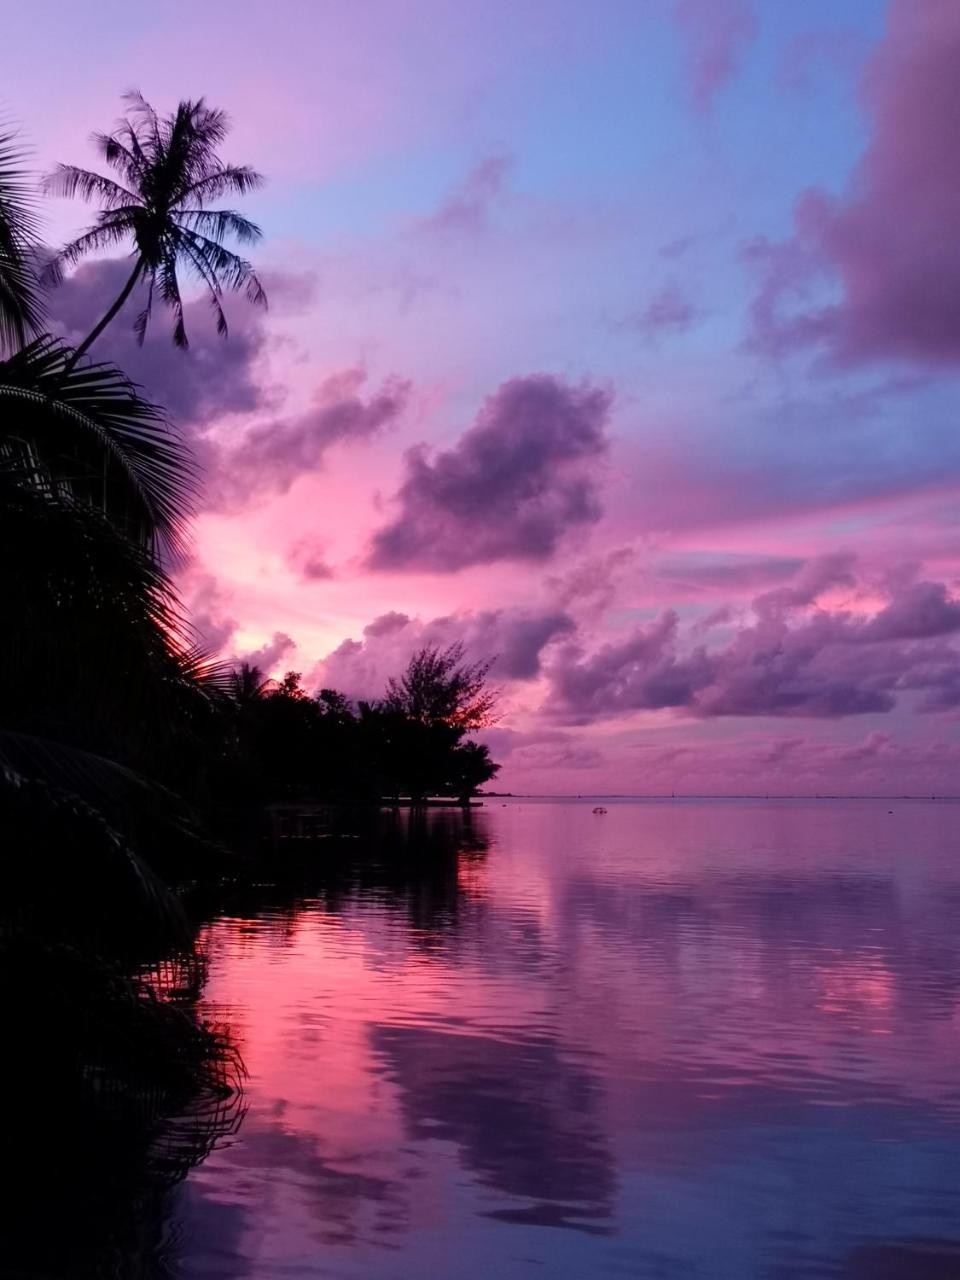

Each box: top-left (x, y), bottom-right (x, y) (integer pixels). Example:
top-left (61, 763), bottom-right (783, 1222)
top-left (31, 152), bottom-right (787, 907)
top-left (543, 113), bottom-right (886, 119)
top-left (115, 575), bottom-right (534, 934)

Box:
top-left (45, 257), bottom-right (275, 426)
top-left (209, 368), bottom-right (411, 509)
top-left (180, 569), bottom-right (238, 654)
top-left (313, 604), bottom-right (575, 700)
top-left (286, 537), bottom-right (335, 581)
top-left (367, 375), bottom-right (611, 572)
top-left (544, 560), bottom-right (960, 723)
top-left (619, 284), bottom-right (697, 339)
top-left (748, 0), bottom-right (960, 367)
top-left (235, 631), bottom-right (297, 674)
top-left (673, 0), bottom-right (756, 112)
top-left (419, 155), bottom-right (512, 235)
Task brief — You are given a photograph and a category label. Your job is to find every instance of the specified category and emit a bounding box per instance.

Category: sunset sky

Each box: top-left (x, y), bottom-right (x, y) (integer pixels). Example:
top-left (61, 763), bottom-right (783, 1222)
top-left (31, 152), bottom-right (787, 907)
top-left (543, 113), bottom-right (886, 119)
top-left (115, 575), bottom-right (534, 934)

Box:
top-left (9, 0), bottom-right (960, 795)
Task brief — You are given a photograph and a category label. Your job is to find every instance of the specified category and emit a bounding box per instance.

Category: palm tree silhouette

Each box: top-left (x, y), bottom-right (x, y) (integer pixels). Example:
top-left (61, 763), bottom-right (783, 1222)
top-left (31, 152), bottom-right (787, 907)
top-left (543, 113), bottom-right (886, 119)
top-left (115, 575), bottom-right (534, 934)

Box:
top-left (44, 92), bottom-right (266, 365)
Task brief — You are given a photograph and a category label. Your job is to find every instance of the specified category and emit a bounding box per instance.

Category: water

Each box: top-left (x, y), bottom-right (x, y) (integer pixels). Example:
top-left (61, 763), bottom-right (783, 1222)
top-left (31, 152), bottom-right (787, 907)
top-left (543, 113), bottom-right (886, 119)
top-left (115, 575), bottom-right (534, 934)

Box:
top-left (173, 799), bottom-right (960, 1278)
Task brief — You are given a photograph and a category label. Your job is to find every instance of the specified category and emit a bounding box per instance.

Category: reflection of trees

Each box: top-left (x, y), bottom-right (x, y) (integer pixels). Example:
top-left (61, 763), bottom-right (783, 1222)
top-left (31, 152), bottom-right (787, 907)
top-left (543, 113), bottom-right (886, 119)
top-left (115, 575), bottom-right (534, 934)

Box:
top-left (1, 934), bottom-right (243, 1279)
top-left (211, 808), bottom-right (492, 947)
top-left (371, 1024), bottom-right (615, 1234)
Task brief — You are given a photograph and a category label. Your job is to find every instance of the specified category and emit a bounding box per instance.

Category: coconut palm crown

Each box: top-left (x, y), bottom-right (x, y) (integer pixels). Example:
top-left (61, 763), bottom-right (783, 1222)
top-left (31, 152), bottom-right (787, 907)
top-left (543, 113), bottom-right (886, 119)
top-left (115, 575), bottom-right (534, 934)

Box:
top-left (44, 92), bottom-right (266, 362)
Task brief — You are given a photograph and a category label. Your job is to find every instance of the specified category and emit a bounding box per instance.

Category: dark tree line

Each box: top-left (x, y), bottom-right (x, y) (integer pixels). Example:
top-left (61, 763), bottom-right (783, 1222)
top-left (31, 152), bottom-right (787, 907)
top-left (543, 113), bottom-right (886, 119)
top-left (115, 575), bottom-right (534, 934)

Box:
top-left (214, 645), bottom-right (500, 818)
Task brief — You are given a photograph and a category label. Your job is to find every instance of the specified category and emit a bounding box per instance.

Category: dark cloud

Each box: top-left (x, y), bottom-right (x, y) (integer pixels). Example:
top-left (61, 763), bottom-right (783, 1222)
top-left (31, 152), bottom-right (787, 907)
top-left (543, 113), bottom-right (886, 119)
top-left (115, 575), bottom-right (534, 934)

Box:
top-left (45, 257), bottom-right (275, 426)
top-left (545, 558), bottom-right (960, 723)
top-left (748, 1), bottom-right (960, 368)
top-left (368, 375), bottom-right (611, 572)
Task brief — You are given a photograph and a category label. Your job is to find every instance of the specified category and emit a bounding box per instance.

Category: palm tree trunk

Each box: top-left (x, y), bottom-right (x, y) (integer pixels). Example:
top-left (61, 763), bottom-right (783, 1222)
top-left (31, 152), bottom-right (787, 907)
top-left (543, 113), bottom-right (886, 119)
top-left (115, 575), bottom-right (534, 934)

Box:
top-left (64, 262), bottom-right (142, 369)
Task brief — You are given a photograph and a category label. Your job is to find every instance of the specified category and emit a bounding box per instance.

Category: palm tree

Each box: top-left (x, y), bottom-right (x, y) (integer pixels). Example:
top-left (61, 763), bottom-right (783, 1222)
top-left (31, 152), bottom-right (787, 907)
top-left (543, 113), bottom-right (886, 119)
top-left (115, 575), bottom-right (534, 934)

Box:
top-left (44, 92), bottom-right (266, 363)
top-left (229, 662), bottom-right (273, 707)
top-left (0, 127), bottom-right (43, 352)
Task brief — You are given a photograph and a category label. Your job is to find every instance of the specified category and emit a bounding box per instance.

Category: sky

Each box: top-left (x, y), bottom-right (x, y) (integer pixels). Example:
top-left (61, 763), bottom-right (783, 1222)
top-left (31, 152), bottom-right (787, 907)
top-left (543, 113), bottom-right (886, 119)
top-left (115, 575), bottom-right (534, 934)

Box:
top-left (8, 0), bottom-right (960, 795)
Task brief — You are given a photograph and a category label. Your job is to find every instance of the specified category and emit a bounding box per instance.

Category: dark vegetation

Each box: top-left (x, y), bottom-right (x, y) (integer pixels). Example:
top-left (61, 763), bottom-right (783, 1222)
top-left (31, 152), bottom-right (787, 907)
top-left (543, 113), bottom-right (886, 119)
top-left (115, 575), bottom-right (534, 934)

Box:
top-left (0, 94), bottom-right (499, 1276)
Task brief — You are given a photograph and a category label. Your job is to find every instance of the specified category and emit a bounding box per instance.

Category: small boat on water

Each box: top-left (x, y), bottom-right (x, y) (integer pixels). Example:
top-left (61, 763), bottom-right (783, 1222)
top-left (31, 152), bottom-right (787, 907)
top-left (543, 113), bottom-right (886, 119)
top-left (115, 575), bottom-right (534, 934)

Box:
top-left (592, 806), bottom-right (607, 814)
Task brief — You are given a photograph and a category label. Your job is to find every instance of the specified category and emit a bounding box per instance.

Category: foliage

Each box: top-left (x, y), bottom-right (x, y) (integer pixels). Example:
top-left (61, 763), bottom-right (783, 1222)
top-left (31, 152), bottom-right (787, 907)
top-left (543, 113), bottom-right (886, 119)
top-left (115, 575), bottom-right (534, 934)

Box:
top-left (0, 127), bottom-right (43, 352)
top-left (0, 335), bottom-right (195, 557)
top-left (44, 91), bottom-right (266, 356)
top-left (213, 648), bottom-right (500, 813)
top-left (384, 643), bottom-right (498, 730)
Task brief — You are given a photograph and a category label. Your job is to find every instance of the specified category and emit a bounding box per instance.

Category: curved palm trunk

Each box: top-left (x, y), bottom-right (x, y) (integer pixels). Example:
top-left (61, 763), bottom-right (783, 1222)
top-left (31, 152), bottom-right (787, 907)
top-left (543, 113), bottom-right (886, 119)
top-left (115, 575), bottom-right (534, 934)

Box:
top-left (65, 261), bottom-right (141, 369)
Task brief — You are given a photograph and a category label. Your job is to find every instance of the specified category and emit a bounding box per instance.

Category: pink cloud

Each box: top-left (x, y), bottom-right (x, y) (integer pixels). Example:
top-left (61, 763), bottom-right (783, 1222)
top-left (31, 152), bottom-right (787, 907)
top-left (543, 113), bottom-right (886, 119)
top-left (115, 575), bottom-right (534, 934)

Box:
top-left (207, 369), bottom-right (412, 510)
top-left (235, 631), bottom-right (297, 675)
top-left (749, 0), bottom-right (960, 367)
top-left (673, 0), bottom-right (756, 112)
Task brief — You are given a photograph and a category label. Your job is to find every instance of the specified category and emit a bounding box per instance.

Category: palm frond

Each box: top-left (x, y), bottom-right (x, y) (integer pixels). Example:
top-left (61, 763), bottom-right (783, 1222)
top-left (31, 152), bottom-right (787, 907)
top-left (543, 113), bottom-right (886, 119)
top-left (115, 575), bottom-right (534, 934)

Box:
top-left (176, 207), bottom-right (261, 244)
top-left (45, 217), bottom-right (135, 276)
top-left (0, 336), bottom-right (195, 554)
top-left (178, 228), bottom-right (266, 306)
top-left (0, 129), bottom-right (43, 351)
top-left (157, 252), bottom-right (187, 348)
top-left (179, 163), bottom-right (264, 205)
top-left (42, 163), bottom-right (136, 209)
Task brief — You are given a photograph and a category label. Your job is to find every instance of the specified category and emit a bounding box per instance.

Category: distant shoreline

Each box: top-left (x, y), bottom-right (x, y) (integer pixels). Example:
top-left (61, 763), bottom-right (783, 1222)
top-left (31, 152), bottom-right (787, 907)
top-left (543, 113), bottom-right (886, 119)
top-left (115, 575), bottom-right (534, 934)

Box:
top-left (481, 793), bottom-right (960, 802)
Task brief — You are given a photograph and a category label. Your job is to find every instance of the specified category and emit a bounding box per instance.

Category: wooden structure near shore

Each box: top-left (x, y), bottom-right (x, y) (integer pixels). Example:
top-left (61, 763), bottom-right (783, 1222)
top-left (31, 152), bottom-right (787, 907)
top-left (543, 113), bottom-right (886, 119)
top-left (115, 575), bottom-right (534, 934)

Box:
top-left (265, 798), bottom-right (482, 845)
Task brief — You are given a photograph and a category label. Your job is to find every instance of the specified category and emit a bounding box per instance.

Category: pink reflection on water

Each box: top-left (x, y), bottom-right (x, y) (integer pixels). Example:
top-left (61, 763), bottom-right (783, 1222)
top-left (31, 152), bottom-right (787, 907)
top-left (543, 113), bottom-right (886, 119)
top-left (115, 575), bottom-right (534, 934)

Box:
top-left (179, 800), bottom-right (960, 1279)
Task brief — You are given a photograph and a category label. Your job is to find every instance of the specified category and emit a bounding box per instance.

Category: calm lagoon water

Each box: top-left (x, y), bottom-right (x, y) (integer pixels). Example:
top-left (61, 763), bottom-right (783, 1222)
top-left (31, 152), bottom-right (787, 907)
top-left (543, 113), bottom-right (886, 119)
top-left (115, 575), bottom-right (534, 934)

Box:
top-left (174, 799), bottom-right (960, 1278)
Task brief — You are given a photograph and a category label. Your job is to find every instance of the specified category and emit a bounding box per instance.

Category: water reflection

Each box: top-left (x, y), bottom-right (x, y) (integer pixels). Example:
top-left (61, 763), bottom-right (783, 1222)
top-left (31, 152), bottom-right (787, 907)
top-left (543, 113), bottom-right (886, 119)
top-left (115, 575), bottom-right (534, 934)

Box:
top-left (174, 800), bottom-right (960, 1278)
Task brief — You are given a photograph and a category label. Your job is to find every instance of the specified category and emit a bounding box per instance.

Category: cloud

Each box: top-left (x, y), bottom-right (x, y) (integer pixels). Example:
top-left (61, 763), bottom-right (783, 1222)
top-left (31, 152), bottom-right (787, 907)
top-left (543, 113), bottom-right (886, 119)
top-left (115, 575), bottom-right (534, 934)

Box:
top-left (748, 0), bottom-right (960, 367)
top-left (618, 284), bottom-right (697, 339)
top-left (208, 368), bottom-right (411, 509)
top-left (544, 557), bottom-right (960, 723)
top-left (419, 155), bottom-right (512, 235)
top-left (673, 0), bottom-right (756, 112)
top-left (313, 605), bottom-right (575, 700)
top-left (179, 568), bottom-right (238, 654)
top-left (286, 538), bottom-right (335, 581)
top-left (45, 257), bottom-right (276, 426)
top-left (367, 375), bottom-right (611, 572)
top-left (234, 631), bottom-right (297, 674)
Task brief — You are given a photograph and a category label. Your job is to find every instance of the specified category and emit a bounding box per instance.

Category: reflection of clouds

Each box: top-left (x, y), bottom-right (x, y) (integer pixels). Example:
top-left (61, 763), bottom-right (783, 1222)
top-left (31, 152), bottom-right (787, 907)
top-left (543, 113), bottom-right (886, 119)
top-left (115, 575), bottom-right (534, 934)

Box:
top-left (190, 1115), bottom-right (407, 1254)
top-left (181, 802), bottom-right (960, 1276)
top-left (371, 1024), bottom-right (615, 1233)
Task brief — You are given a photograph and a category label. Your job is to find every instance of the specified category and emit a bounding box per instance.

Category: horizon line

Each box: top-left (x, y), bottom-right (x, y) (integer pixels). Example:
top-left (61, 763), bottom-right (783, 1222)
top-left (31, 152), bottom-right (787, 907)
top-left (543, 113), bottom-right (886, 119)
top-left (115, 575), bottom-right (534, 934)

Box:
top-left (481, 792), bottom-right (960, 802)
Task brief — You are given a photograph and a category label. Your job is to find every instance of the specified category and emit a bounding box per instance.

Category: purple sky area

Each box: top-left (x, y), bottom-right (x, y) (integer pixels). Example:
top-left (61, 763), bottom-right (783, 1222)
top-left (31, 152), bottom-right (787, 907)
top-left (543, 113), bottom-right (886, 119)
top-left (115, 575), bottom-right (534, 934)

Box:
top-left (8, 0), bottom-right (960, 794)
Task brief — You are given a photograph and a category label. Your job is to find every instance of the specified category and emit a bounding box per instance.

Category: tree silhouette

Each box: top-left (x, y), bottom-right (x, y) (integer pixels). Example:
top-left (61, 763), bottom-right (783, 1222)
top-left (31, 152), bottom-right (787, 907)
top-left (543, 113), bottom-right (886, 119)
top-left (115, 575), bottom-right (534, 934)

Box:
top-left (44, 92), bottom-right (266, 362)
top-left (384, 644), bottom-right (498, 731)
